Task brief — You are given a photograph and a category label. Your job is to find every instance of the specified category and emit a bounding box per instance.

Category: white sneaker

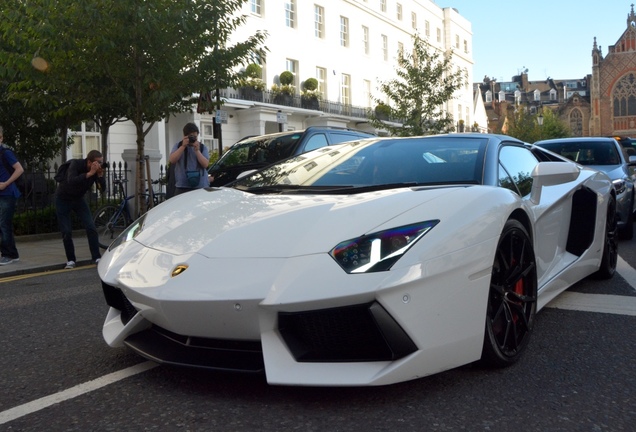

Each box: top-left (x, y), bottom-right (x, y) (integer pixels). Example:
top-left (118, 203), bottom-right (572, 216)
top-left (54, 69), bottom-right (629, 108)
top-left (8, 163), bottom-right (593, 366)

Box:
top-left (64, 261), bottom-right (76, 269)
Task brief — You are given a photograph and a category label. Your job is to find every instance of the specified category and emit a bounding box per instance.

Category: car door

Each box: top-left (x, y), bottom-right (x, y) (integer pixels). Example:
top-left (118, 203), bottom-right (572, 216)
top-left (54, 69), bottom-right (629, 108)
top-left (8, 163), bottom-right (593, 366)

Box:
top-left (498, 144), bottom-right (574, 289)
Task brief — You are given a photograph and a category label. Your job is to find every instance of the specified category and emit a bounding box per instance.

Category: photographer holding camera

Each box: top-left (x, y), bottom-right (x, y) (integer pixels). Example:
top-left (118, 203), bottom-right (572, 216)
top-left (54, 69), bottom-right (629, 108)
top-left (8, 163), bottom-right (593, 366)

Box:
top-left (55, 150), bottom-right (106, 269)
top-left (168, 122), bottom-right (209, 197)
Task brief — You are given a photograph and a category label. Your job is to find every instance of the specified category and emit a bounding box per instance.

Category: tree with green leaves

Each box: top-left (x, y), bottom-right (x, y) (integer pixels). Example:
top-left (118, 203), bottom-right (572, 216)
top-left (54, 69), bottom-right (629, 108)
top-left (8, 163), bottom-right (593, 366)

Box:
top-left (368, 34), bottom-right (466, 136)
top-left (1, 0), bottom-right (267, 212)
top-left (505, 107), bottom-right (571, 143)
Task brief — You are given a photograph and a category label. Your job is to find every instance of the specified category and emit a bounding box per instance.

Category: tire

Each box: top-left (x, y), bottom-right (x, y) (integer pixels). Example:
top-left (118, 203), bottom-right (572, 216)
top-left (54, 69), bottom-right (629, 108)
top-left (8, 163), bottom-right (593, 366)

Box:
top-left (94, 205), bottom-right (130, 249)
top-left (479, 219), bottom-right (537, 368)
top-left (594, 195), bottom-right (618, 279)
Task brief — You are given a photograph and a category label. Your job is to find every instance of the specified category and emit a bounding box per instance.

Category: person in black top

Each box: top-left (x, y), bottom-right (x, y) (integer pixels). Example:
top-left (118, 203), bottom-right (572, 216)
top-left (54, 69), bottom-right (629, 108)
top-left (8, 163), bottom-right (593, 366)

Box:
top-left (55, 150), bottom-right (106, 269)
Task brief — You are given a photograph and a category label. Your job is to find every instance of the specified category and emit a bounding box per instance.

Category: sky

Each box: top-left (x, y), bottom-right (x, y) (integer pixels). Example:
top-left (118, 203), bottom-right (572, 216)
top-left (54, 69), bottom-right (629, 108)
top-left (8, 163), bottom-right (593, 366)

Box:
top-left (441, 0), bottom-right (632, 83)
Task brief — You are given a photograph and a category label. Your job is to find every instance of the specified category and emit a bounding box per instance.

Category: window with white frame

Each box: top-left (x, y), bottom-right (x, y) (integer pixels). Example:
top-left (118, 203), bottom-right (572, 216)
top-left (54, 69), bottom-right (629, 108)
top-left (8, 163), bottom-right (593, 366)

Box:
top-left (550, 89), bottom-right (557, 100)
top-left (285, 0), bottom-right (295, 28)
top-left (70, 121), bottom-right (101, 160)
top-left (250, 0), bottom-right (262, 16)
top-left (341, 73), bottom-right (351, 105)
top-left (201, 123), bottom-right (215, 150)
top-left (499, 90), bottom-right (505, 102)
top-left (316, 67), bottom-right (327, 99)
top-left (286, 58), bottom-right (298, 88)
top-left (363, 79), bottom-right (371, 107)
top-left (396, 3), bottom-right (402, 20)
top-left (425, 21), bottom-right (430, 38)
top-left (380, 0), bottom-right (386, 12)
top-left (314, 5), bottom-right (324, 38)
top-left (362, 26), bottom-right (369, 55)
top-left (466, 107), bottom-right (470, 128)
top-left (455, 35), bottom-right (460, 49)
top-left (514, 90), bottom-right (521, 105)
top-left (382, 34), bottom-right (388, 61)
top-left (464, 40), bottom-right (468, 53)
top-left (485, 90), bottom-right (492, 103)
top-left (398, 41), bottom-right (404, 57)
top-left (534, 89), bottom-right (540, 101)
top-left (411, 12), bottom-right (417, 29)
top-left (340, 16), bottom-right (349, 47)
top-left (437, 28), bottom-right (441, 43)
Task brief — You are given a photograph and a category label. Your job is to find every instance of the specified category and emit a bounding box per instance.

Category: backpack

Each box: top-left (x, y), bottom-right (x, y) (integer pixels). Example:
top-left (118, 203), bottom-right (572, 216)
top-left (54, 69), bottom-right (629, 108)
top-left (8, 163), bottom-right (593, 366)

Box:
top-left (54, 160), bottom-right (73, 183)
top-left (0, 147), bottom-right (25, 191)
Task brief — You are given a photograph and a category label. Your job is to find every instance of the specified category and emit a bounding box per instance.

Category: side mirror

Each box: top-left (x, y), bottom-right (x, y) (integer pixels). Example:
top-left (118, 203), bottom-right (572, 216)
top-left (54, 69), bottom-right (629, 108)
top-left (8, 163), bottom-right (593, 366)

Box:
top-left (530, 162), bottom-right (580, 204)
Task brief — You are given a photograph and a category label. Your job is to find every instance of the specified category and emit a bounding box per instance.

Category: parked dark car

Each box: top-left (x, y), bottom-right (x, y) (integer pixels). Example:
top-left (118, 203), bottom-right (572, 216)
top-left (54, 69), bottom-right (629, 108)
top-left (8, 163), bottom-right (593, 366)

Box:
top-left (535, 136), bottom-right (636, 239)
top-left (208, 127), bottom-right (375, 186)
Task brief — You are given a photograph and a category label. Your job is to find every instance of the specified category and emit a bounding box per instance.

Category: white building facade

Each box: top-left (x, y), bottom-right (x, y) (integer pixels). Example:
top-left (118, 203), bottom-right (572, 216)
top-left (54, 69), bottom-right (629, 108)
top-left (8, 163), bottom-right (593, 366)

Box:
top-left (69, 0), bottom-right (476, 177)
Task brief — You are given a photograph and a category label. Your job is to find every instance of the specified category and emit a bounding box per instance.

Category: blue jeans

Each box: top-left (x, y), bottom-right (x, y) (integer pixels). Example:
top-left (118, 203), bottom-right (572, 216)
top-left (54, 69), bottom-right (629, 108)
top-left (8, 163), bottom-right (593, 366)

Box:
top-left (0, 195), bottom-right (19, 259)
top-left (55, 196), bottom-right (101, 262)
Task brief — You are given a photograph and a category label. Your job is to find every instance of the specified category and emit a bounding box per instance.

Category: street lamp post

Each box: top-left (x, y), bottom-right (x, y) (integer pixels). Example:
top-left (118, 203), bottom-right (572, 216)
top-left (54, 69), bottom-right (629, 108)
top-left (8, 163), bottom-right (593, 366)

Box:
top-left (537, 112), bottom-right (544, 140)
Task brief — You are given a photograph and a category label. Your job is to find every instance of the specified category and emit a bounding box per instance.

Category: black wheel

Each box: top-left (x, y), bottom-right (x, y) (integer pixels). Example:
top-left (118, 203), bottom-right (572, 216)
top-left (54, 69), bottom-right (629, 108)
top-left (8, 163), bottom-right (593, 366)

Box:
top-left (94, 205), bottom-right (129, 249)
top-left (480, 219), bottom-right (537, 368)
top-left (594, 195), bottom-right (618, 279)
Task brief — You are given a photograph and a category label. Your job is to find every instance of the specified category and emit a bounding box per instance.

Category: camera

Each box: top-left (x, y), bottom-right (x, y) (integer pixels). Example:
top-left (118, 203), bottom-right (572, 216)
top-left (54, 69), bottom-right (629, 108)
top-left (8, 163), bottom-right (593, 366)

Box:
top-left (100, 161), bottom-right (107, 169)
top-left (188, 135), bottom-right (197, 145)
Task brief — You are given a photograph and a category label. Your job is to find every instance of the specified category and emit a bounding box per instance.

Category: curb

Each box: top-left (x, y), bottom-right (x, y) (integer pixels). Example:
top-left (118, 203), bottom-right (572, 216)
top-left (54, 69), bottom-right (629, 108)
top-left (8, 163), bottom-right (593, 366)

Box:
top-left (0, 259), bottom-right (95, 279)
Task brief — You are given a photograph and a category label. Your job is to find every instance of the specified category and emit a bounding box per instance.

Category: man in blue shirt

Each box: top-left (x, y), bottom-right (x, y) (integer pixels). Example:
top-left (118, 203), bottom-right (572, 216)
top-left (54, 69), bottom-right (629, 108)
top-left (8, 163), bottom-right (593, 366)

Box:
top-left (168, 122), bottom-right (209, 196)
top-left (0, 126), bottom-right (24, 265)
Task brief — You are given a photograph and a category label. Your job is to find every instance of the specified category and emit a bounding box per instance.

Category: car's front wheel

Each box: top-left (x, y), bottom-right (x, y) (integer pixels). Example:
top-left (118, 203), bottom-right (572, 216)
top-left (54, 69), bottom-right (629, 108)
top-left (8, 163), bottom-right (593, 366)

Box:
top-left (479, 219), bottom-right (537, 368)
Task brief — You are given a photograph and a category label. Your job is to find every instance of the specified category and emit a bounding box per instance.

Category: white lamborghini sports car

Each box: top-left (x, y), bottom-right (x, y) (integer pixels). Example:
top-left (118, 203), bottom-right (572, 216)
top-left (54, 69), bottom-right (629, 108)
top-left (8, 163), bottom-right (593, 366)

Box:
top-left (98, 134), bottom-right (618, 386)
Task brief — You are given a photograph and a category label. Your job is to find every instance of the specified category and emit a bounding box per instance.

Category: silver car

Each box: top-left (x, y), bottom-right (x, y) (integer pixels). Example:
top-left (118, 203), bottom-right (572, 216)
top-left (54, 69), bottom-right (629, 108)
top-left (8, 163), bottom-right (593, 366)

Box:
top-left (535, 137), bottom-right (635, 240)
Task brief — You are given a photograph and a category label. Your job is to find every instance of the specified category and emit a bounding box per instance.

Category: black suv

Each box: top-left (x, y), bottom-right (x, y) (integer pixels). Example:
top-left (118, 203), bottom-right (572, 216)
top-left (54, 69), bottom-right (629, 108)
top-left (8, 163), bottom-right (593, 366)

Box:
top-left (208, 127), bottom-right (375, 186)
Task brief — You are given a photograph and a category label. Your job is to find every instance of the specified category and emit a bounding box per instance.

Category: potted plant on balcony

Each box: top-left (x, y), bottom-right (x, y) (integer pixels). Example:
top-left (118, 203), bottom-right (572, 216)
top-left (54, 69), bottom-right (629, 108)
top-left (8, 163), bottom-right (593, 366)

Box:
top-left (271, 71), bottom-right (295, 106)
top-left (458, 119), bottom-right (465, 132)
top-left (239, 63), bottom-right (265, 101)
top-left (301, 78), bottom-right (320, 110)
top-left (374, 102), bottom-right (391, 121)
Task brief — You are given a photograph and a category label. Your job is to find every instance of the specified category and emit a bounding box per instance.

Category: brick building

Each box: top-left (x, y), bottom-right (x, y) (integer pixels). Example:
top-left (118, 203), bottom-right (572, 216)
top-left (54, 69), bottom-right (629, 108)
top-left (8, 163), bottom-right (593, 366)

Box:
top-left (590, 4), bottom-right (636, 137)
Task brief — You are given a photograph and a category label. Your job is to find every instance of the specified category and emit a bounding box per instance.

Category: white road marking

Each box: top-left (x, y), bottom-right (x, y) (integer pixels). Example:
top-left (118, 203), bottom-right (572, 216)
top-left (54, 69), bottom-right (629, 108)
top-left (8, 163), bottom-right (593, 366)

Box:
top-left (617, 256), bottom-right (636, 291)
top-left (0, 361), bottom-right (158, 425)
top-left (546, 291), bottom-right (636, 316)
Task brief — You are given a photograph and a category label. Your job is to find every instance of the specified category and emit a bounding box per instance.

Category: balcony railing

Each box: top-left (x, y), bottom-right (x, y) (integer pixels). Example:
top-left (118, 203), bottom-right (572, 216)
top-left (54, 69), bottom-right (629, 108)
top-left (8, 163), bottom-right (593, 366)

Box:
top-left (219, 88), bottom-right (372, 120)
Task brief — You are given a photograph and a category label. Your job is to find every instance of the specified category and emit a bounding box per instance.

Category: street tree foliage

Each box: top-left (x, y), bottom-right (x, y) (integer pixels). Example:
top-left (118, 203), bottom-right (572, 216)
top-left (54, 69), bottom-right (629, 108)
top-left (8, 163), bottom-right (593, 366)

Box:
top-left (0, 1), bottom-right (80, 166)
top-left (505, 107), bottom-right (571, 143)
top-left (0, 0), bottom-right (266, 211)
top-left (368, 34), bottom-right (466, 136)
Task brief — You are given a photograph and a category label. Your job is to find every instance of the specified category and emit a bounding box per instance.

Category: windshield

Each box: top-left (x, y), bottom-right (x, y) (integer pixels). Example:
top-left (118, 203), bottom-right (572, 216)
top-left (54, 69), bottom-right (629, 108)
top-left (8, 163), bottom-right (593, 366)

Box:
top-left (214, 133), bottom-right (303, 169)
top-left (538, 140), bottom-right (621, 166)
top-left (232, 136), bottom-right (486, 192)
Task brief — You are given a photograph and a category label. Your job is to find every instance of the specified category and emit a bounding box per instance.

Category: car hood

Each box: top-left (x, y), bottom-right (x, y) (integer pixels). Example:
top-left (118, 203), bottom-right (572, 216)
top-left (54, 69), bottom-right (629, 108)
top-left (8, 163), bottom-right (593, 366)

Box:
top-left (589, 164), bottom-right (626, 180)
top-left (131, 186), bottom-right (465, 258)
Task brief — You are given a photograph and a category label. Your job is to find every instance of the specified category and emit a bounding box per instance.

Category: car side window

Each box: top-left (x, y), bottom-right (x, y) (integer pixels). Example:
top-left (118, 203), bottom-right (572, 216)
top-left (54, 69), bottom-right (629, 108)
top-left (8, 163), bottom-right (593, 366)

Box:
top-left (499, 145), bottom-right (539, 197)
top-left (329, 132), bottom-right (364, 145)
top-left (302, 134), bottom-right (329, 152)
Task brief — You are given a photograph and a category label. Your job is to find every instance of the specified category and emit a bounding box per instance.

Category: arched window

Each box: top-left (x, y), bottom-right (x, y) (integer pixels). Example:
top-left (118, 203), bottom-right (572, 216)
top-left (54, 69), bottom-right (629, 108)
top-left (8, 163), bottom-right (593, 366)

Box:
top-left (613, 73), bottom-right (636, 117)
top-left (485, 90), bottom-right (492, 103)
top-left (570, 109), bottom-right (583, 137)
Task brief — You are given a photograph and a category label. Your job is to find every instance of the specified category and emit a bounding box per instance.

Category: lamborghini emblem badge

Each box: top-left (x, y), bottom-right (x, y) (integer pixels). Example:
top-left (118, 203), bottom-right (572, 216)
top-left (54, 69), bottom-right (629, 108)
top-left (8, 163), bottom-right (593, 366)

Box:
top-left (171, 265), bottom-right (188, 277)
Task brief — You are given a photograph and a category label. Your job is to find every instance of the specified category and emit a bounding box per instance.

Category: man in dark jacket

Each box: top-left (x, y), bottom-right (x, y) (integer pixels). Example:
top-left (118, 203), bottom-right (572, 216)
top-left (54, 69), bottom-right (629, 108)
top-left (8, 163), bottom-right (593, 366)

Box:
top-left (55, 150), bottom-right (106, 269)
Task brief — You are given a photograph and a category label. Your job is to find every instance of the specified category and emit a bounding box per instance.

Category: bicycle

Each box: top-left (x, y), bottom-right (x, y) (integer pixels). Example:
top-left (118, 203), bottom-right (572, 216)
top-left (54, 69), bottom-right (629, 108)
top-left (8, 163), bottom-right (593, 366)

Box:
top-left (93, 179), bottom-right (135, 249)
top-left (94, 178), bottom-right (168, 249)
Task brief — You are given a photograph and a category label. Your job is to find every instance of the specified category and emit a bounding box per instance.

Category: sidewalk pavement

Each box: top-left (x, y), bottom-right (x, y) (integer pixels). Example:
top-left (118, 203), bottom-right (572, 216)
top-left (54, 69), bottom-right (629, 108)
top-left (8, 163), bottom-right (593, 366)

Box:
top-left (0, 231), bottom-right (96, 279)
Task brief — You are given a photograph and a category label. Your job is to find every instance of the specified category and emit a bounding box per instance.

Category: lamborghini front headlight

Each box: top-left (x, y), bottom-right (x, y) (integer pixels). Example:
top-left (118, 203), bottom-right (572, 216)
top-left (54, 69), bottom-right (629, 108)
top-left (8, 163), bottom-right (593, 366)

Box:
top-left (330, 220), bottom-right (439, 274)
